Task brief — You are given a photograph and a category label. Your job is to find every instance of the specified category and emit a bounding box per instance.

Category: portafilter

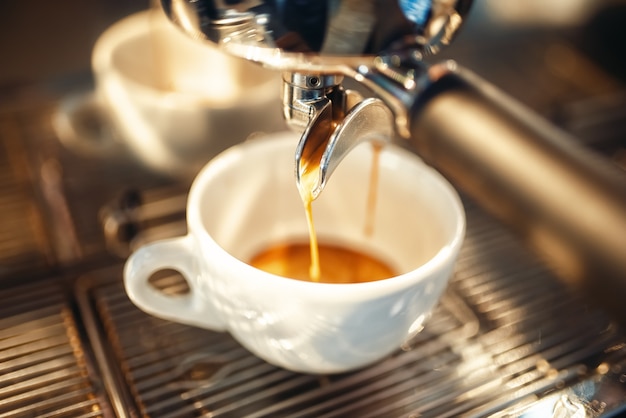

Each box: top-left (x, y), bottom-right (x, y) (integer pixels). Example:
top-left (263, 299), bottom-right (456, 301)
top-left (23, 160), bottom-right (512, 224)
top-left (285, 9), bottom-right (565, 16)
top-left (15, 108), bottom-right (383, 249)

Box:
top-left (160, 0), bottom-right (626, 324)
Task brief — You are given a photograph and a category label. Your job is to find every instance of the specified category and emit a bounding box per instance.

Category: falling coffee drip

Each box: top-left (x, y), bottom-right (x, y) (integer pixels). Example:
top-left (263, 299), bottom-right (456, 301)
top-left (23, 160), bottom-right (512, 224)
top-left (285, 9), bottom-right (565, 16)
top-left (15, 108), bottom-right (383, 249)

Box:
top-left (364, 142), bottom-right (383, 237)
top-left (296, 141), bottom-right (326, 282)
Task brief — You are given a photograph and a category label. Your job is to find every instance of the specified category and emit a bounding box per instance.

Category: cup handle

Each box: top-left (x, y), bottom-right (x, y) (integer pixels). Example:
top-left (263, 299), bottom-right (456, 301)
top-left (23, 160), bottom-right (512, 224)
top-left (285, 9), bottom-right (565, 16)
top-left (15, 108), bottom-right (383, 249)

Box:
top-left (53, 91), bottom-right (122, 157)
top-left (123, 235), bottom-right (226, 331)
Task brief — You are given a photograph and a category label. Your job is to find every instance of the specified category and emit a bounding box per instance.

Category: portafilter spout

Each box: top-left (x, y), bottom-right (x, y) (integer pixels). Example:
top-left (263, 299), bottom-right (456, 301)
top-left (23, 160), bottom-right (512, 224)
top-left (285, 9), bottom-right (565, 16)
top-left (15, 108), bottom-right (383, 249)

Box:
top-left (161, 0), bottom-right (626, 325)
top-left (284, 73), bottom-right (394, 200)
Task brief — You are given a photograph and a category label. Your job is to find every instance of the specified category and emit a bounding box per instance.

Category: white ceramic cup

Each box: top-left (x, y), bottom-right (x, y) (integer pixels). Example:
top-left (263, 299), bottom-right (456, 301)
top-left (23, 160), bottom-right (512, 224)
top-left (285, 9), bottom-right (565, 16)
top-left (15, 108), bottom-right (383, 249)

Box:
top-left (90, 9), bottom-right (285, 178)
top-left (124, 131), bottom-right (465, 374)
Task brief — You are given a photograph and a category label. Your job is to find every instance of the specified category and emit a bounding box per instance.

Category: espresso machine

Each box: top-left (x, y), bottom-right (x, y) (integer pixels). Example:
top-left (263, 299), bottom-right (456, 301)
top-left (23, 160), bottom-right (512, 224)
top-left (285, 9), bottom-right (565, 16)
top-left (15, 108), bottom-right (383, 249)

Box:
top-left (159, 0), bottom-right (626, 321)
top-left (2, 1), bottom-right (626, 416)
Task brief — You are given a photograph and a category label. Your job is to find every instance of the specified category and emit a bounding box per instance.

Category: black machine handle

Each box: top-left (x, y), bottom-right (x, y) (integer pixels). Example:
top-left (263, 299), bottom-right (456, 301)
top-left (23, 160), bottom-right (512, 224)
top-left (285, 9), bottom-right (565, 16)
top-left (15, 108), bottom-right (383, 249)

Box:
top-left (408, 67), bottom-right (626, 322)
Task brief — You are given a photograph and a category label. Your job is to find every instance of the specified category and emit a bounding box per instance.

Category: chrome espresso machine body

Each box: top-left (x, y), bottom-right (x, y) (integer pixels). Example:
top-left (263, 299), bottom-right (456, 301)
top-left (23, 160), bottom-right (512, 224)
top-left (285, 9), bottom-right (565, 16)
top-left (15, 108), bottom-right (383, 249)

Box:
top-left (161, 0), bottom-right (626, 323)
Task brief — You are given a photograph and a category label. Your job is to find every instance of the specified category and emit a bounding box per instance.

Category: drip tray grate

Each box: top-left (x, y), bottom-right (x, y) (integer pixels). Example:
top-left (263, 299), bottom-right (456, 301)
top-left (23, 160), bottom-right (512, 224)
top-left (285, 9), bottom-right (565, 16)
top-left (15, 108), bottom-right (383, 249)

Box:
top-left (77, 268), bottom-right (478, 418)
top-left (0, 281), bottom-right (109, 418)
top-left (78, 194), bottom-right (626, 417)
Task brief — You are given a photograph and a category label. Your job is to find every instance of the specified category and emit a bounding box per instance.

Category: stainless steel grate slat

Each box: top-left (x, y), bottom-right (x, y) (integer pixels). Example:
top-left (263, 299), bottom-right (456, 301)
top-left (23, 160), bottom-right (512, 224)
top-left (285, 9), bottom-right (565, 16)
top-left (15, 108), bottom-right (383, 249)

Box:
top-left (0, 356), bottom-right (81, 388)
top-left (0, 314), bottom-right (66, 342)
top-left (0, 365), bottom-right (85, 400)
top-left (0, 387), bottom-right (97, 418)
top-left (283, 344), bottom-right (462, 417)
top-left (130, 344), bottom-right (251, 391)
top-left (36, 401), bottom-right (107, 418)
top-left (0, 376), bottom-right (92, 412)
top-left (141, 357), bottom-right (275, 415)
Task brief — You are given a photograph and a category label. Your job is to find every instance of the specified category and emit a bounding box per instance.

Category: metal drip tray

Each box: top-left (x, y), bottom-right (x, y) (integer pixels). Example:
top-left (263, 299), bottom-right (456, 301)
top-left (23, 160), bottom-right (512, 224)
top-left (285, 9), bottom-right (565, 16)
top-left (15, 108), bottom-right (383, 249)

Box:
top-left (0, 281), bottom-right (109, 417)
top-left (77, 268), bottom-right (479, 418)
top-left (80, 189), bottom-right (626, 417)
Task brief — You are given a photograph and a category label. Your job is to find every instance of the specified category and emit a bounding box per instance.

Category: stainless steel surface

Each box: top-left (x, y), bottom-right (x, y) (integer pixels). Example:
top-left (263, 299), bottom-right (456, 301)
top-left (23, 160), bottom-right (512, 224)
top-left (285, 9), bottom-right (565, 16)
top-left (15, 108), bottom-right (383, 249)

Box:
top-left (294, 95), bottom-right (393, 199)
top-left (0, 281), bottom-right (109, 417)
top-left (281, 73), bottom-right (346, 132)
top-left (284, 72), bottom-right (393, 198)
top-left (160, 0), bottom-right (473, 71)
top-left (159, 0), bottom-right (473, 196)
top-left (77, 190), bottom-right (626, 417)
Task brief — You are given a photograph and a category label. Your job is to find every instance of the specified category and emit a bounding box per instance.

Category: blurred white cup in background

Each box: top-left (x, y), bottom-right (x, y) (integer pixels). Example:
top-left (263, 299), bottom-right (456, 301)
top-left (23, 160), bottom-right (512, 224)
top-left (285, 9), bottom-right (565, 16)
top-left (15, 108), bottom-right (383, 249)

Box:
top-left (57, 9), bottom-right (286, 179)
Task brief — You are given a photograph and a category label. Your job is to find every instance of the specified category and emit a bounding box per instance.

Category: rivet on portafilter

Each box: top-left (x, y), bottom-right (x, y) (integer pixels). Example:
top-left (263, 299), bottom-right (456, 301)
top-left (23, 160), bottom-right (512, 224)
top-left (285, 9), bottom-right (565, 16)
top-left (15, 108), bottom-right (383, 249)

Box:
top-left (160, 0), bottom-right (626, 324)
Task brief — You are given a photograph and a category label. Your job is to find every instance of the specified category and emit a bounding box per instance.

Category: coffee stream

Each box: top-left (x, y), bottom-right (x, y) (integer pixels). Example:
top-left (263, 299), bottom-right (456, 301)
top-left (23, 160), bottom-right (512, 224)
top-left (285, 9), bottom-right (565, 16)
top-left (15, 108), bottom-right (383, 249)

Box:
top-left (364, 142), bottom-right (383, 238)
top-left (249, 142), bottom-right (395, 283)
top-left (296, 142), bottom-right (326, 282)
